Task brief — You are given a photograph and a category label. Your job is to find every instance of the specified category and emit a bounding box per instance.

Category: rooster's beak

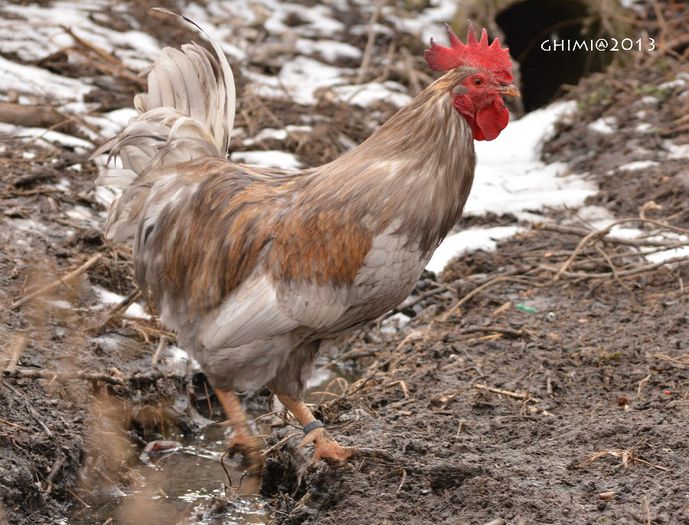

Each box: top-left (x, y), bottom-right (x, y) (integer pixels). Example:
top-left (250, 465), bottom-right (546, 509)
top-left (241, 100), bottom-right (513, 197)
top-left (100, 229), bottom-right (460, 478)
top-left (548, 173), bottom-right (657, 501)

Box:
top-left (498, 84), bottom-right (521, 98)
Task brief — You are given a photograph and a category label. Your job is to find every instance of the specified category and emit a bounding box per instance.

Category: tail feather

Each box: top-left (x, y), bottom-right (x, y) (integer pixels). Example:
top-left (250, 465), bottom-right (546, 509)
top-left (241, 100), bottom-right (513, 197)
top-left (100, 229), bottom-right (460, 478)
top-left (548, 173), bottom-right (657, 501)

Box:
top-left (95, 9), bottom-right (236, 241)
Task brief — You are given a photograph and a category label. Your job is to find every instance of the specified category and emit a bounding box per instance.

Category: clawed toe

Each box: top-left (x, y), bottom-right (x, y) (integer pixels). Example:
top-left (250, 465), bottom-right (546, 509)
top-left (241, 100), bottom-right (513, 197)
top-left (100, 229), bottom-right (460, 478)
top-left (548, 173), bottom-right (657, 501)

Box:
top-left (300, 427), bottom-right (354, 464)
top-left (227, 434), bottom-right (265, 475)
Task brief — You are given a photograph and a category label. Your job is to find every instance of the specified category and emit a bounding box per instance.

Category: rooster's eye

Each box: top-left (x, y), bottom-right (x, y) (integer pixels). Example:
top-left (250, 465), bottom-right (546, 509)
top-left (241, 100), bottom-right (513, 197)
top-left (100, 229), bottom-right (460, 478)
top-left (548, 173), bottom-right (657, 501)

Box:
top-left (473, 77), bottom-right (483, 86)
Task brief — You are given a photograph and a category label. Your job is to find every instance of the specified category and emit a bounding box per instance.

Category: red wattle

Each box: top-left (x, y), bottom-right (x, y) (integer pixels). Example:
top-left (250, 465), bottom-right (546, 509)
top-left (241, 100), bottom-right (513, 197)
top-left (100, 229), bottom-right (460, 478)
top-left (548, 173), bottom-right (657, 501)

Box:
top-left (474, 98), bottom-right (510, 141)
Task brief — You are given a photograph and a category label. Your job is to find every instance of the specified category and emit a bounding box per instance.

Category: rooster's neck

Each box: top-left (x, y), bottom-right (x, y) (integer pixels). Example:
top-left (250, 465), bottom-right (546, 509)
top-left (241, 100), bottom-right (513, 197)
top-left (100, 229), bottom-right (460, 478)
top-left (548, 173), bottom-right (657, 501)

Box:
top-left (310, 76), bottom-right (476, 255)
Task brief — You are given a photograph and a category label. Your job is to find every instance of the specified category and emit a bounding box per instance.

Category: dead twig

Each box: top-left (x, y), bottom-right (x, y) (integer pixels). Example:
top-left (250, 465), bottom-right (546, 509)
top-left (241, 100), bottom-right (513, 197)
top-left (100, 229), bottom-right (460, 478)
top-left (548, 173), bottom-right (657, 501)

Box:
top-left (262, 431), bottom-right (301, 457)
top-left (441, 275), bottom-right (538, 321)
top-left (642, 496), bottom-right (652, 525)
top-left (0, 102), bottom-right (70, 131)
top-left (61, 26), bottom-right (146, 89)
top-left (2, 335), bottom-right (28, 374)
top-left (45, 453), bottom-right (66, 493)
top-left (89, 288), bottom-right (142, 333)
top-left (0, 418), bottom-right (29, 432)
top-left (548, 217), bottom-right (689, 280)
top-left (3, 367), bottom-right (184, 385)
top-left (457, 326), bottom-right (530, 339)
top-left (576, 447), bottom-right (669, 472)
top-left (636, 373), bottom-right (652, 399)
top-left (395, 468), bottom-right (407, 497)
top-left (151, 336), bottom-right (167, 367)
top-left (473, 383), bottom-right (541, 403)
top-left (356, 0), bottom-right (383, 84)
top-left (400, 47), bottom-right (421, 95)
top-left (541, 254), bottom-right (689, 280)
top-left (653, 353), bottom-right (689, 367)
top-left (538, 222), bottom-right (689, 248)
top-left (10, 254), bottom-right (102, 310)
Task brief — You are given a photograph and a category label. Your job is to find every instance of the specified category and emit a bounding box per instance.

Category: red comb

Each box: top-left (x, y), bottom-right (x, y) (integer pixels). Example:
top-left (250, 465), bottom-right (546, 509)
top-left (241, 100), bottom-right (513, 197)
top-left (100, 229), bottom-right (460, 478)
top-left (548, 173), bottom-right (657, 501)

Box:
top-left (424, 24), bottom-right (513, 82)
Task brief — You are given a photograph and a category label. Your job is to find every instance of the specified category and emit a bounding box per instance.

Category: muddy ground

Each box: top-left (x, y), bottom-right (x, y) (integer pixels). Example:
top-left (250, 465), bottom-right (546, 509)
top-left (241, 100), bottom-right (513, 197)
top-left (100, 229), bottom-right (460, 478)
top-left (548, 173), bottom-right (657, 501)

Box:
top-left (2, 1), bottom-right (689, 524)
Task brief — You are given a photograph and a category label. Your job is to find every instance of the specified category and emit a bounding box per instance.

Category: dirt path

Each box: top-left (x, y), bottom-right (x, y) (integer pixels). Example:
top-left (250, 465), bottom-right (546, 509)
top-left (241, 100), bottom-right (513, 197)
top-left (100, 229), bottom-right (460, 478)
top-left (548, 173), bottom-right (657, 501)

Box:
top-left (265, 232), bottom-right (689, 524)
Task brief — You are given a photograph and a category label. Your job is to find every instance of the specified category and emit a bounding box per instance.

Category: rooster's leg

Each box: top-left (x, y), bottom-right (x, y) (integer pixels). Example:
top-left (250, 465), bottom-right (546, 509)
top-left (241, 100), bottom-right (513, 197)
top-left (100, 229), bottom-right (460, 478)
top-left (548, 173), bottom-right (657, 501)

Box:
top-left (215, 389), bottom-right (264, 477)
top-left (276, 394), bottom-right (353, 464)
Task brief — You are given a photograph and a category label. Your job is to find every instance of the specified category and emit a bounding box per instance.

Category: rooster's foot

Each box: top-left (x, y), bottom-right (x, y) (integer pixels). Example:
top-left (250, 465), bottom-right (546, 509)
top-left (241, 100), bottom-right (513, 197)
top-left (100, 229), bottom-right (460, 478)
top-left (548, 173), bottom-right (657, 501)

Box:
top-left (227, 433), bottom-right (265, 476)
top-left (300, 427), bottom-right (354, 464)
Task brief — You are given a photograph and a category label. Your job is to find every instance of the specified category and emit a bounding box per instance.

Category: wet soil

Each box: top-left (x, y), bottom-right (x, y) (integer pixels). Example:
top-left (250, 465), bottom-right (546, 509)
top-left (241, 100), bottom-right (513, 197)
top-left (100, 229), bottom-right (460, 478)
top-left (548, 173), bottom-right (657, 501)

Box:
top-left (264, 234), bottom-right (689, 525)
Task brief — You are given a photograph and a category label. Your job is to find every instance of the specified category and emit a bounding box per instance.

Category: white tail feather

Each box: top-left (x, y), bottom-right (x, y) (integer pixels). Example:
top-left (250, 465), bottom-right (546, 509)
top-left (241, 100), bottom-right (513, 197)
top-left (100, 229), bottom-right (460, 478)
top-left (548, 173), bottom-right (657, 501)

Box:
top-left (95, 10), bottom-right (236, 241)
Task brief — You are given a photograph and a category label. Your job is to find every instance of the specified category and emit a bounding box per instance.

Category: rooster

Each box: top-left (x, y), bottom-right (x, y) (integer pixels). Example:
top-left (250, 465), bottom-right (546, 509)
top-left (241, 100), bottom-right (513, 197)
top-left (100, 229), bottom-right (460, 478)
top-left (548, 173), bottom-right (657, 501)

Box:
top-left (96, 12), bottom-right (518, 476)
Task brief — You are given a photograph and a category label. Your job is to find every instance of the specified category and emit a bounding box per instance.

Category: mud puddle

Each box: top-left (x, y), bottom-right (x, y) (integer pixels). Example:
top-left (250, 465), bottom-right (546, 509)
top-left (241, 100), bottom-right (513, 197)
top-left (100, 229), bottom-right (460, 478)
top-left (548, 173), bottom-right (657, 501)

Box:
top-left (67, 362), bottom-right (355, 525)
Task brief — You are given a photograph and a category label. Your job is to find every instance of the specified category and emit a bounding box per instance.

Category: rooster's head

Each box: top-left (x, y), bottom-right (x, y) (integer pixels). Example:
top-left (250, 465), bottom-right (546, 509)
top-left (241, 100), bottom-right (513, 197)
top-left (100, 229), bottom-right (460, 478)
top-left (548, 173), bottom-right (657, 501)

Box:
top-left (424, 25), bottom-right (519, 141)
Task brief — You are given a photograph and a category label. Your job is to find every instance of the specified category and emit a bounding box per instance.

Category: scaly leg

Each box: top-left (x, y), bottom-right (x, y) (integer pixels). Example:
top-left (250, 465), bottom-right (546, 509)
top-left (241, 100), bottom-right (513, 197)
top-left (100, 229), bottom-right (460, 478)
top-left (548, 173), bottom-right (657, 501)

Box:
top-left (276, 393), bottom-right (353, 464)
top-left (215, 389), bottom-right (264, 477)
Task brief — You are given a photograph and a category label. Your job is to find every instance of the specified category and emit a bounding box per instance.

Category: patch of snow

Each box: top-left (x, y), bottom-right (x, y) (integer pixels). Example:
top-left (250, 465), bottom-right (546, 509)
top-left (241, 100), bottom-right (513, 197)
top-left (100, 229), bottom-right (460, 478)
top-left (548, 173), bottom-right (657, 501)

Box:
top-left (44, 299), bottom-right (73, 310)
top-left (56, 178), bottom-right (72, 191)
top-left (247, 57), bottom-right (350, 105)
top-left (618, 160), bottom-right (658, 171)
top-left (665, 141), bottom-right (689, 160)
top-left (90, 335), bottom-right (122, 351)
top-left (380, 312), bottom-right (412, 335)
top-left (253, 128), bottom-right (289, 142)
top-left (1, 1), bottom-right (160, 71)
top-left (427, 226), bottom-right (523, 273)
top-left (231, 150), bottom-right (302, 170)
top-left (305, 367), bottom-right (332, 389)
top-left (8, 218), bottom-right (50, 234)
top-left (266, 2), bottom-right (344, 37)
top-left (607, 226), bottom-right (645, 239)
top-left (466, 102), bottom-right (596, 217)
top-left (165, 345), bottom-right (191, 366)
top-left (659, 78), bottom-right (685, 90)
top-left (564, 219), bottom-right (689, 265)
top-left (0, 56), bottom-right (91, 102)
top-left (295, 38), bottom-right (362, 62)
top-left (588, 116), bottom-right (617, 135)
top-left (635, 123), bottom-right (653, 133)
top-left (0, 123), bottom-right (93, 151)
top-left (427, 102), bottom-right (597, 272)
top-left (105, 108), bottom-right (138, 127)
top-left (645, 246), bottom-right (689, 264)
top-left (333, 81), bottom-right (412, 108)
top-left (576, 205), bottom-right (614, 224)
top-left (85, 109), bottom-right (138, 140)
top-left (390, 0), bottom-right (460, 43)
top-left (92, 286), bottom-right (150, 319)
top-left (242, 125), bottom-right (312, 146)
top-left (350, 23), bottom-right (393, 38)
top-left (66, 205), bottom-right (97, 223)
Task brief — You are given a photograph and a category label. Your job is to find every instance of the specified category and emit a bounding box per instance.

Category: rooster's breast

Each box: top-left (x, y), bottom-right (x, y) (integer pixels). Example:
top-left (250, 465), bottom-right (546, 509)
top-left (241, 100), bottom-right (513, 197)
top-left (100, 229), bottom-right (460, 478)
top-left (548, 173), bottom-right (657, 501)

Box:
top-left (302, 222), bottom-right (430, 338)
